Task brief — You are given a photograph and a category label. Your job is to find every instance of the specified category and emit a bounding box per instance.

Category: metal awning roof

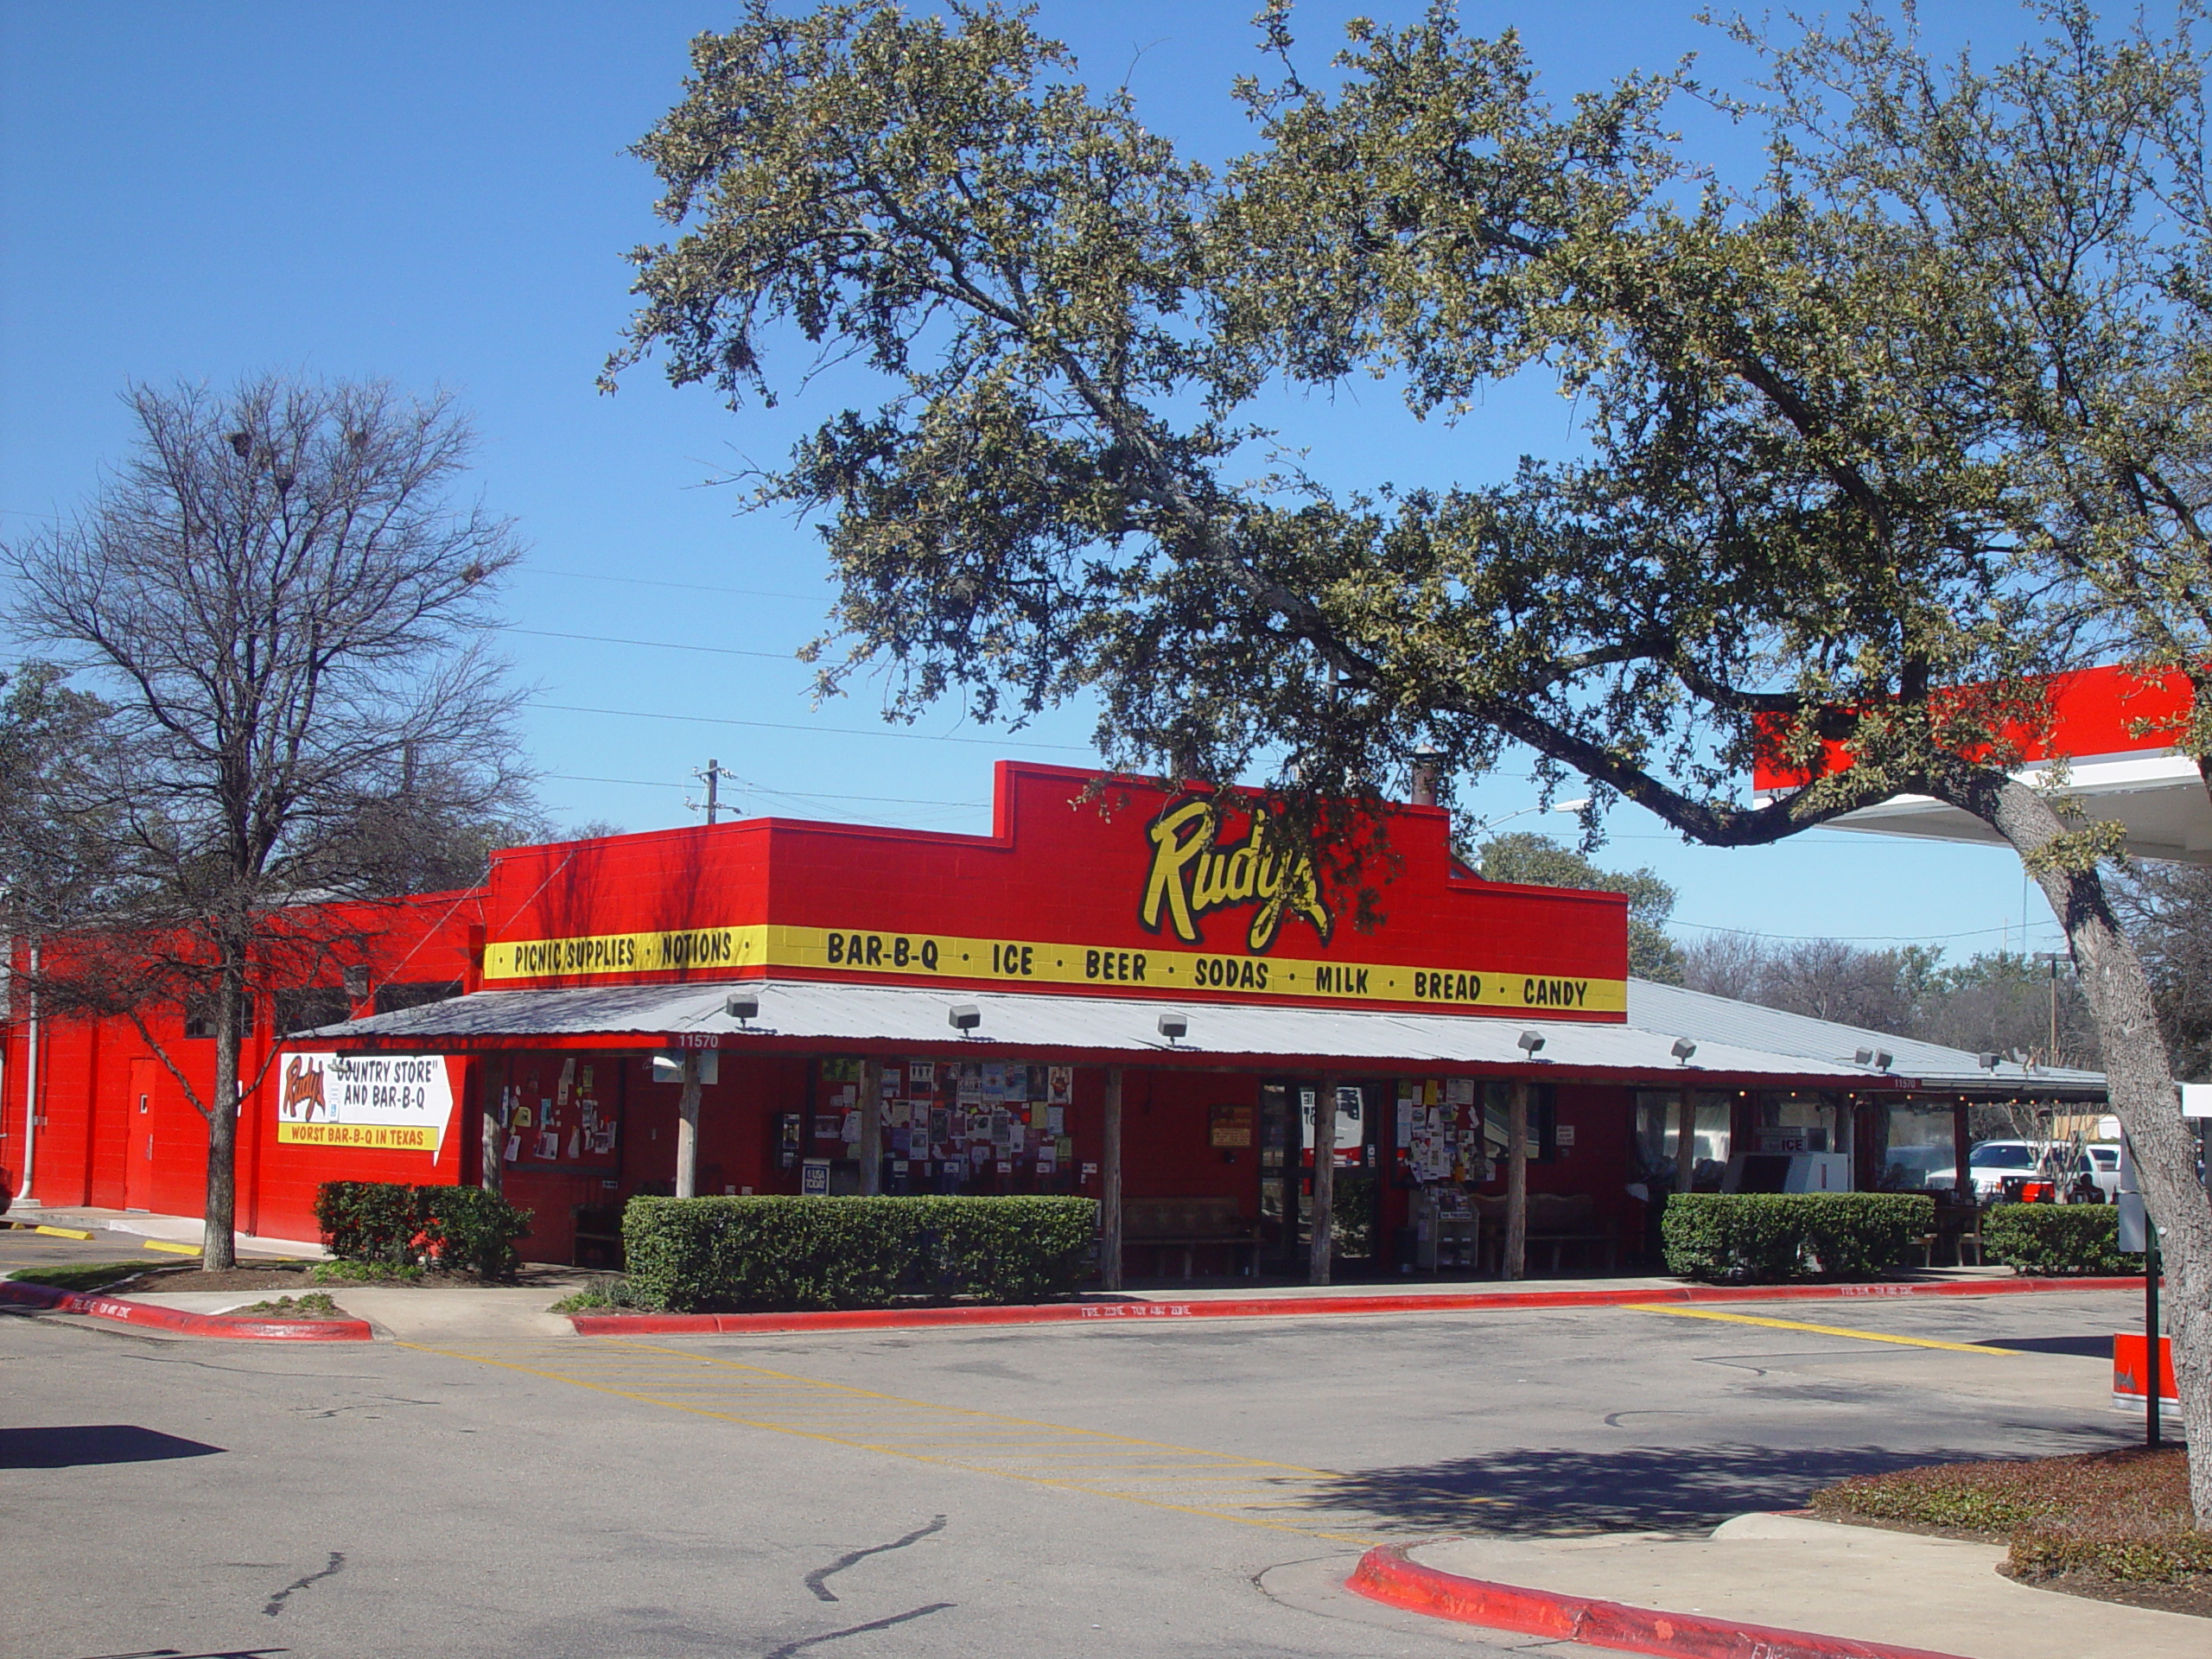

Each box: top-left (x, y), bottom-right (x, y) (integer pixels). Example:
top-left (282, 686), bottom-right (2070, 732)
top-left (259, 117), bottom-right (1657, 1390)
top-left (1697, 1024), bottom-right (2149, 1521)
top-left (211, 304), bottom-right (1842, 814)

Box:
top-left (308, 977), bottom-right (1881, 1084)
top-left (1624, 978), bottom-right (2107, 1099)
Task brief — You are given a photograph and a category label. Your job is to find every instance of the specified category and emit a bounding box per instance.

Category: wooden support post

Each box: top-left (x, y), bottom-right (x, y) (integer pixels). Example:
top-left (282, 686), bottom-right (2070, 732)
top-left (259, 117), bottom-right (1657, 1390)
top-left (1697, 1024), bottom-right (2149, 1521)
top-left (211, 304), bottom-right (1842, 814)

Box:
top-left (1953, 1103), bottom-right (1973, 1203)
top-left (675, 1052), bottom-right (701, 1198)
top-left (859, 1058), bottom-right (883, 1196)
top-left (1674, 1090), bottom-right (1697, 1195)
top-left (1101, 1066), bottom-right (1125, 1291)
top-left (479, 1054), bottom-right (506, 1198)
top-left (1310, 1077), bottom-right (1339, 1286)
top-left (1505, 1079), bottom-right (1529, 1281)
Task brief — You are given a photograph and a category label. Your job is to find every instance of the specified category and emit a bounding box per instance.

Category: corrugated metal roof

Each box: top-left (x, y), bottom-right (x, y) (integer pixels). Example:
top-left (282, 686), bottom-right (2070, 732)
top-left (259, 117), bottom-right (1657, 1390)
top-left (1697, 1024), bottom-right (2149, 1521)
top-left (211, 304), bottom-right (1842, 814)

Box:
top-left (1624, 978), bottom-right (2105, 1097)
top-left (311, 978), bottom-right (1872, 1082)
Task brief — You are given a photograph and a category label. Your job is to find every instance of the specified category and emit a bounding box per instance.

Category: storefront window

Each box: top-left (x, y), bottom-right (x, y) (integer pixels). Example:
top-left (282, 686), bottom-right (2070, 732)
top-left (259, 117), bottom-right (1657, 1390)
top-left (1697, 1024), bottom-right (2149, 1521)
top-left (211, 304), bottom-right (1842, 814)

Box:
top-left (1875, 1103), bottom-right (1957, 1192)
top-left (1630, 1090), bottom-right (1732, 1188)
top-left (1757, 1093), bottom-right (1841, 1154)
top-left (810, 1057), bottom-right (1078, 1196)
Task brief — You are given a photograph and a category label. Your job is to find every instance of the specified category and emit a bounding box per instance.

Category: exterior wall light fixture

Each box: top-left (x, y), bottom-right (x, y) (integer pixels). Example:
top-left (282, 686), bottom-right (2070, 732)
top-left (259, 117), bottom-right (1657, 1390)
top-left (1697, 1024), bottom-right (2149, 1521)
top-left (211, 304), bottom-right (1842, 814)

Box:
top-left (1670, 1038), bottom-right (1696, 1065)
top-left (725, 991), bottom-right (760, 1025)
top-left (1516, 1029), bottom-right (1546, 1056)
top-left (1157, 1012), bottom-right (1187, 1044)
top-left (948, 1003), bottom-right (982, 1033)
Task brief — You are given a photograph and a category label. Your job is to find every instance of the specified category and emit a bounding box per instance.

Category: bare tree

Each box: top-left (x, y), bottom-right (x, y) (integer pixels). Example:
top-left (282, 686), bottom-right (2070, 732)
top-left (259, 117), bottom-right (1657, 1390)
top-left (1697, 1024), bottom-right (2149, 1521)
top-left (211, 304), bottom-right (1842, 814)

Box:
top-left (3, 375), bottom-right (530, 1268)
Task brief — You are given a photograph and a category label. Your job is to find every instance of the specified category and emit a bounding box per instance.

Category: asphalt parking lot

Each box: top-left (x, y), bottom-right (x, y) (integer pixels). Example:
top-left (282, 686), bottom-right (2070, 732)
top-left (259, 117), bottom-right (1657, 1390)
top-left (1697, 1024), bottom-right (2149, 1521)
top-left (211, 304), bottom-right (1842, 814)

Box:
top-left (1, 1263), bottom-right (2147, 1659)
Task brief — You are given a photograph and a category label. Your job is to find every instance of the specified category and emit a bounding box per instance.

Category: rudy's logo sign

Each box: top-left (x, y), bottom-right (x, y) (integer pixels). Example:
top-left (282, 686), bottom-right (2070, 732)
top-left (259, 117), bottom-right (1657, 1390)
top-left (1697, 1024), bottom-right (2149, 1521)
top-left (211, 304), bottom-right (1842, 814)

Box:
top-left (1138, 797), bottom-right (1332, 953)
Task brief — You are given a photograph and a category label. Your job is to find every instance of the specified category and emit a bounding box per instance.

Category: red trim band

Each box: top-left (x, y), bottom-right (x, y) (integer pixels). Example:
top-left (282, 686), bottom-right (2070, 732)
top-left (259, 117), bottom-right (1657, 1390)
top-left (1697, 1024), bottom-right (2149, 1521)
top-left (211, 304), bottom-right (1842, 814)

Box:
top-left (1346, 1542), bottom-right (1969, 1659)
top-left (0, 1278), bottom-right (373, 1341)
top-left (569, 1274), bottom-right (2143, 1337)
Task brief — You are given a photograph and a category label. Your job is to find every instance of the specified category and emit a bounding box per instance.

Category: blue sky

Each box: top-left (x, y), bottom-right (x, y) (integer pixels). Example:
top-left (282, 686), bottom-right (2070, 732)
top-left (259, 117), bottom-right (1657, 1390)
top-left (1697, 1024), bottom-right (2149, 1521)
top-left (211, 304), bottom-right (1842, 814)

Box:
top-left (0, 1), bottom-right (2074, 961)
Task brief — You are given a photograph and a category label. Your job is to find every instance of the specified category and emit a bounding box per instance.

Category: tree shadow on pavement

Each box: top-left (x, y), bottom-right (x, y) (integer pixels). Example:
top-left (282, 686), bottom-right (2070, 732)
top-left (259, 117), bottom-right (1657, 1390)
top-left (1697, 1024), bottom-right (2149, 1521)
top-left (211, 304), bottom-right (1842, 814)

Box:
top-left (2, 1424), bottom-right (226, 1468)
top-left (1307, 1443), bottom-right (2002, 1535)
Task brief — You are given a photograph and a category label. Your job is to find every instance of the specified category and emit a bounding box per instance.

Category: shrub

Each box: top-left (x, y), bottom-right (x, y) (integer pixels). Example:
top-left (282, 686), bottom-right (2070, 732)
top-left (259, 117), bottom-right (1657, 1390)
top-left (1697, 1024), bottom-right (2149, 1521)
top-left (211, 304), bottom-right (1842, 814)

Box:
top-left (1980, 1203), bottom-right (2133, 1277)
top-left (622, 1195), bottom-right (1099, 1313)
top-left (314, 1181), bottom-right (422, 1266)
top-left (913, 1196), bottom-right (1099, 1303)
top-left (313, 1181), bottom-right (533, 1279)
top-left (1662, 1192), bottom-right (1933, 1283)
top-left (423, 1185), bottom-right (534, 1278)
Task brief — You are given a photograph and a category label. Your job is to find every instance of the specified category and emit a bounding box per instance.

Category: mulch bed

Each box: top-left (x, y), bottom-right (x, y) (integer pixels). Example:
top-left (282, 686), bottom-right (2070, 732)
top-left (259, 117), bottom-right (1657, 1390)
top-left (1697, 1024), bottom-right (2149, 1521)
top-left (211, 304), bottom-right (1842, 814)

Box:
top-left (1813, 1447), bottom-right (2210, 1619)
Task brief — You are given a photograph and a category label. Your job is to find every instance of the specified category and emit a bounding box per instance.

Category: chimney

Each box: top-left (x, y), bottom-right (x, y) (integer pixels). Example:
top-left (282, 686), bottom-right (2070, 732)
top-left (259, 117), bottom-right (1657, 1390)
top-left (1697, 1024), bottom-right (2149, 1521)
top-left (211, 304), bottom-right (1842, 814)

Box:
top-left (1409, 747), bottom-right (1444, 807)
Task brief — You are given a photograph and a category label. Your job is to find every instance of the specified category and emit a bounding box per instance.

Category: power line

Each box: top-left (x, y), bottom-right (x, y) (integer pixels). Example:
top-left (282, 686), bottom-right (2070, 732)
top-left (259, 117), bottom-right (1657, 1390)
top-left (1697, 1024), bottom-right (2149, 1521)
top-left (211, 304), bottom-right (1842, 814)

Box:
top-left (543, 771), bottom-right (986, 809)
top-left (508, 626), bottom-right (801, 661)
top-left (1671, 918), bottom-right (2064, 945)
top-left (528, 700), bottom-right (1092, 753)
top-left (525, 566), bottom-right (826, 602)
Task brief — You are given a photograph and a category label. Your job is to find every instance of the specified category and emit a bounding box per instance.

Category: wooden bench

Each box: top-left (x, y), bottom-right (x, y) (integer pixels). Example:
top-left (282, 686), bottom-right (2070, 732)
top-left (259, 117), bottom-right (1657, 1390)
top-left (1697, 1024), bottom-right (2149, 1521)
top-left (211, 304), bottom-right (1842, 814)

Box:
top-left (1121, 1198), bottom-right (1263, 1281)
top-left (1471, 1192), bottom-right (1617, 1276)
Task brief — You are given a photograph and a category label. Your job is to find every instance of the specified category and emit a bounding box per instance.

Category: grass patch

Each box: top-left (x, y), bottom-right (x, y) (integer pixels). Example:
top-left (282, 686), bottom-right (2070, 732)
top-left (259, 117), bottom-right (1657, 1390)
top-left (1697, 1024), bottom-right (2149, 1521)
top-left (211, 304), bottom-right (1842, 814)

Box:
top-left (1813, 1448), bottom-right (2209, 1586)
top-left (6, 1262), bottom-right (150, 1293)
top-left (308, 1259), bottom-right (425, 1285)
top-left (238, 1292), bottom-right (342, 1317)
top-left (550, 1277), bottom-right (652, 1313)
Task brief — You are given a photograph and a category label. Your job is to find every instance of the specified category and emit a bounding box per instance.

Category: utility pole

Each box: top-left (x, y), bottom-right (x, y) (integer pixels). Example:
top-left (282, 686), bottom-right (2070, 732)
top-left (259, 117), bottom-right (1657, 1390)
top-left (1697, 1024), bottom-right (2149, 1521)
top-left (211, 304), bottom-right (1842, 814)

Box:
top-left (688, 759), bottom-right (737, 825)
top-left (2033, 951), bottom-right (2066, 1064)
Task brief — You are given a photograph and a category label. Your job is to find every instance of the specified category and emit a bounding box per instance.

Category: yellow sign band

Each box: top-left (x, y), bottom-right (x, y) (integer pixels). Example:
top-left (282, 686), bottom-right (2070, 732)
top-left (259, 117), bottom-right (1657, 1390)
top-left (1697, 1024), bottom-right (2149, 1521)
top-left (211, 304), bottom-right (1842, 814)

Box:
top-left (481, 922), bottom-right (1625, 1014)
top-left (276, 1122), bottom-right (439, 1151)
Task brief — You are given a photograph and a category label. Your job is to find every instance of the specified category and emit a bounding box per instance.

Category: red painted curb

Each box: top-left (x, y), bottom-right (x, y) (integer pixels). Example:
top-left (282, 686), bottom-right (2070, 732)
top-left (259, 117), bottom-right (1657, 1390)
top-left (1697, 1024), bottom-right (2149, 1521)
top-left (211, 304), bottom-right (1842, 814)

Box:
top-left (0, 1279), bottom-right (373, 1341)
top-left (569, 1274), bottom-right (2143, 1337)
top-left (1346, 1543), bottom-right (1969, 1659)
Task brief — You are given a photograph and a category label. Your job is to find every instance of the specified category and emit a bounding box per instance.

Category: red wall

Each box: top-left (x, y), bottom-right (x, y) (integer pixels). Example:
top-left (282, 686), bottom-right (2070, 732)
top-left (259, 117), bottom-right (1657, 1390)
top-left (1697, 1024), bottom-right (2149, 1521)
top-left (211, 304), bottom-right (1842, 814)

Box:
top-left (1, 889), bottom-right (480, 1236)
top-left (481, 762), bottom-right (1630, 1020)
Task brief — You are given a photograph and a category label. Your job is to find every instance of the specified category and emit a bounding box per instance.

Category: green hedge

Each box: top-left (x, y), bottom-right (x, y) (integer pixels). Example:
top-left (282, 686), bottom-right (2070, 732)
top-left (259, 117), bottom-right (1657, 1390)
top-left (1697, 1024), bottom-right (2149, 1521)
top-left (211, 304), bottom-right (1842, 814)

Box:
top-left (622, 1195), bottom-right (1099, 1312)
top-left (1662, 1192), bottom-right (1934, 1284)
top-left (1980, 1203), bottom-right (2134, 1276)
top-left (313, 1181), bottom-right (534, 1279)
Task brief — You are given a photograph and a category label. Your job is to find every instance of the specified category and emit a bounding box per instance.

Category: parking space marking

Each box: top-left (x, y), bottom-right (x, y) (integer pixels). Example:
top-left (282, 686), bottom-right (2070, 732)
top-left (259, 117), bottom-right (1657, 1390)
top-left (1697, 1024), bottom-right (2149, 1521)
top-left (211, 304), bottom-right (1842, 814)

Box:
top-left (1624, 1304), bottom-right (2018, 1354)
top-left (400, 1337), bottom-right (1435, 1544)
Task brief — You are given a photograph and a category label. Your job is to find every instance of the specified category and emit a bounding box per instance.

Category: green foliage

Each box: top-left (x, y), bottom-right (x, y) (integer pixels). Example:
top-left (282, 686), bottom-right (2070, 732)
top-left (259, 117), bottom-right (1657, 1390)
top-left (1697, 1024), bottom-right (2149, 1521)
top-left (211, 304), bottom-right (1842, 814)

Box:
top-left (1661, 1192), bottom-right (1933, 1284)
top-left (548, 1277), bottom-right (646, 1313)
top-left (239, 1292), bottom-right (341, 1317)
top-left (308, 1258), bottom-right (425, 1285)
top-left (910, 1195), bottom-right (1100, 1304)
top-left (1980, 1203), bottom-right (2133, 1277)
top-left (1814, 1448), bottom-right (2206, 1584)
top-left (621, 1195), bottom-right (1099, 1313)
top-left (313, 1181), bottom-right (422, 1266)
top-left (313, 1181), bottom-right (533, 1279)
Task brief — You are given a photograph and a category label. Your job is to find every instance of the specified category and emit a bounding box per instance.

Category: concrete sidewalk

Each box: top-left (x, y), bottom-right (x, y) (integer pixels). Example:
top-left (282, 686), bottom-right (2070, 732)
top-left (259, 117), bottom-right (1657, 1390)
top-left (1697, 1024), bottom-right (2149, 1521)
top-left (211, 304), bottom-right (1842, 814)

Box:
top-left (1357, 1512), bottom-right (2205, 1659)
top-left (8, 1203), bottom-right (326, 1257)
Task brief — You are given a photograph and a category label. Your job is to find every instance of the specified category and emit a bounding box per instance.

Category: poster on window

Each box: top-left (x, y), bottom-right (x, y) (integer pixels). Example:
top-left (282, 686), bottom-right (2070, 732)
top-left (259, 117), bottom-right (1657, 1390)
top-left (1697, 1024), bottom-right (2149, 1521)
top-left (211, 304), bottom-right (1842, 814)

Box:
top-left (275, 1052), bottom-right (459, 1153)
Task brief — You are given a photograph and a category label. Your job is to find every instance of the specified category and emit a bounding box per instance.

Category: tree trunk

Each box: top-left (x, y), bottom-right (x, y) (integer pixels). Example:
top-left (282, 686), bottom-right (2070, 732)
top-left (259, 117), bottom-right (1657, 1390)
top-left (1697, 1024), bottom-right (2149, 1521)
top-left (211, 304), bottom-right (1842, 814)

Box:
top-left (1973, 777), bottom-right (2212, 1522)
top-left (479, 1055), bottom-right (505, 1198)
top-left (1505, 1080), bottom-right (1529, 1281)
top-left (859, 1058), bottom-right (883, 1196)
top-left (201, 963), bottom-right (243, 1272)
top-left (1101, 1066), bottom-right (1124, 1291)
top-left (674, 1052), bottom-right (701, 1198)
top-left (1309, 1077), bottom-right (1338, 1286)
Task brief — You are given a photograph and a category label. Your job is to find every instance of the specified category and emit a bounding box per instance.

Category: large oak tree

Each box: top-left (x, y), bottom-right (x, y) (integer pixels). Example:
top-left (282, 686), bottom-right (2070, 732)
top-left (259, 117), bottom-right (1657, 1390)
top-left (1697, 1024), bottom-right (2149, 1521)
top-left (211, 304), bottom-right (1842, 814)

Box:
top-left (610, 1), bottom-right (2212, 1516)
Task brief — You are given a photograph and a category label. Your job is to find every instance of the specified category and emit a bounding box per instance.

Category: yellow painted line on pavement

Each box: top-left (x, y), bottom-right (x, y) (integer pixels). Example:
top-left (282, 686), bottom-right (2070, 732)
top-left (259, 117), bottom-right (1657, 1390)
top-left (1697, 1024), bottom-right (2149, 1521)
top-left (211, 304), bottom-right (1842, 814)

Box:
top-left (1624, 1304), bottom-right (2017, 1354)
top-left (398, 1337), bottom-right (1426, 1545)
top-left (143, 1240), bottom-right (202, 1256)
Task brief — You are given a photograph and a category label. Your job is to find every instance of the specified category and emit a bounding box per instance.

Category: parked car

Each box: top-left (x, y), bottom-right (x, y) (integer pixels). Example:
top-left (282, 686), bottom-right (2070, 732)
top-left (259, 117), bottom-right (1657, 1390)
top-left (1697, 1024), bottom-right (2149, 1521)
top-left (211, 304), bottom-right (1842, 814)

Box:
top-left (1926, 1140), bottom-right (2095, 1200)
top-left (2082, 1142), bottom-right (2122, 1198)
